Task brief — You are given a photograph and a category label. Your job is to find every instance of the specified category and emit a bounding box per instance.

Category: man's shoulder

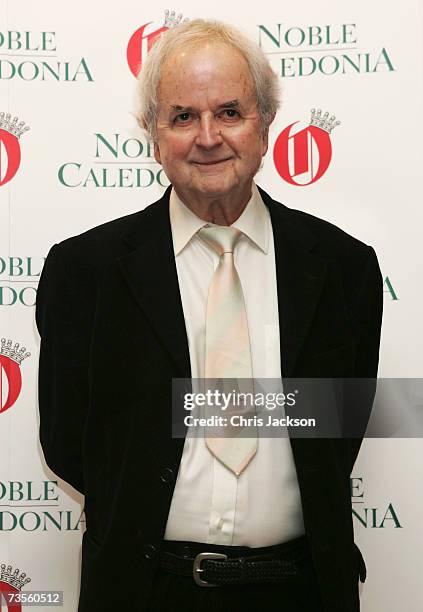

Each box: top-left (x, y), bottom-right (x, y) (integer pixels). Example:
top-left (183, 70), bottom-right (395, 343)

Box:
top-left (259, 186), bottom-right (375, 261)
top-left (55, 209), bottom-right (140, 255)
top-left (288, 206), bottom-right (371, 258)
top-left (49, 191), bottom-right (168, 265)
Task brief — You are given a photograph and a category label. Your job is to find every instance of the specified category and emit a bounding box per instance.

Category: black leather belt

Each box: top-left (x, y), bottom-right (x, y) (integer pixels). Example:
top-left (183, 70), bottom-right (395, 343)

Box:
top-left (160, 536), bottom-right (309, 588)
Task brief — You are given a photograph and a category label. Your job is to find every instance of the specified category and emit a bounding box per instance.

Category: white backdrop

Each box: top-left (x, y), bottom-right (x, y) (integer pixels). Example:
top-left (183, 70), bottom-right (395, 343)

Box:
top-left (1, 1), bottom-right (422, 610)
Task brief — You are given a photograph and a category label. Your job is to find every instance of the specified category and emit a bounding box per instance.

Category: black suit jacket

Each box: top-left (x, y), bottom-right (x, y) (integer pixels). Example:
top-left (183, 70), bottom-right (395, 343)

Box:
top-left (36, 185), bottom-right (383, 611)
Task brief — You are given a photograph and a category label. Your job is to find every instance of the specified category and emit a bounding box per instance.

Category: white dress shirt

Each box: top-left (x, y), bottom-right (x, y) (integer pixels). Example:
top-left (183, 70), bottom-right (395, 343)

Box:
top-left (164, 183), bottom-right (305, 547)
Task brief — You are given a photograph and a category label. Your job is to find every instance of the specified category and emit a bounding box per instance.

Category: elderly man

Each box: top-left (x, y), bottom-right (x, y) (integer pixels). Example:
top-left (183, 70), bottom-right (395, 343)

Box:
top-left (36, 18), bottom-right (382, 612)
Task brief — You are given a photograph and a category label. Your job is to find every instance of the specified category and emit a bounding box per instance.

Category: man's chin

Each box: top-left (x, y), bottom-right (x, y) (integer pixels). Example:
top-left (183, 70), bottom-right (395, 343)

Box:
top-left (190, 176), bottom-right (239, 199)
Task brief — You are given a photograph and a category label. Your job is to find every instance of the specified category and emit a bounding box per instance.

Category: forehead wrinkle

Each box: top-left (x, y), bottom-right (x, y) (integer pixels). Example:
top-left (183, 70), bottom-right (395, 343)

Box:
top-left (160, 46), bottom-right (254, 95)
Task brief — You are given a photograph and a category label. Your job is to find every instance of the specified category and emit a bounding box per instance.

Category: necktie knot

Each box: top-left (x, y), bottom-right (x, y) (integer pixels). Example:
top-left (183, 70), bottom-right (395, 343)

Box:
top-left (198, 225), bottom-right (241, 256)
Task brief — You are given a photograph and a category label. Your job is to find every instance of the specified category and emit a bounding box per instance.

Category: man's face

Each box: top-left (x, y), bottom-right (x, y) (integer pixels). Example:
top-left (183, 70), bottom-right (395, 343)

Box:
top-left (154, 43), bottom-right (269, 205)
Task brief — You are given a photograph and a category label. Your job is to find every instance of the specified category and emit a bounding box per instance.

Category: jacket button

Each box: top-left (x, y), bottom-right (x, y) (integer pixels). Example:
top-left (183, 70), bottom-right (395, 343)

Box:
top-left (160, 467), bottom-right (174, 484)
top-left (143, 544), bottom-right (157, 560)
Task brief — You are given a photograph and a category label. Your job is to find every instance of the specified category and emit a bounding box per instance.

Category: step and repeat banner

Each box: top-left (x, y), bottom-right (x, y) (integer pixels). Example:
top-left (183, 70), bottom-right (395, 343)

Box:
top-left (1, 1), bottom-right (422, 610)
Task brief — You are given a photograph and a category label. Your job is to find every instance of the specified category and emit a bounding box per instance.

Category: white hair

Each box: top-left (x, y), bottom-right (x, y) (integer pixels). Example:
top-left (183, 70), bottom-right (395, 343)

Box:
top-left (135, 18), bottom-right (280, 140)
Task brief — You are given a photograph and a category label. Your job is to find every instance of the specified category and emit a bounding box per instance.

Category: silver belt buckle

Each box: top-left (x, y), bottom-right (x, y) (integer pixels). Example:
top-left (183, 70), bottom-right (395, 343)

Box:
top-left (193, 551), bottom-right (228, 587)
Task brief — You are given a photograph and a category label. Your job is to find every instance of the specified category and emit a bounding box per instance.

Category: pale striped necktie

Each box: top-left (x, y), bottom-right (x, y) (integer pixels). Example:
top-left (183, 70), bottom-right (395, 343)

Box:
top-left (198, 225), bottom-right (257, 476)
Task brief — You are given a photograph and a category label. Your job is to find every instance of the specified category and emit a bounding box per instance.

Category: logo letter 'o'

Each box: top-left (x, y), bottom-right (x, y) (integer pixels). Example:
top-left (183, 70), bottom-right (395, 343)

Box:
top-left (0, 130), bottom-right (21, 186)
top-left (127, 23), bottom-right (168, 77)
top-left (0, 356), bottom-right (22, 412)
top-left (273, 122), bottom-right (332, 186)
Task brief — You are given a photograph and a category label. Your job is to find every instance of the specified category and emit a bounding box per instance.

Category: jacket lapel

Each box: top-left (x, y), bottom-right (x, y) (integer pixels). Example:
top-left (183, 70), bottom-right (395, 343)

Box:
top-left (117, 185), bottom-right (328, 380)
top-left (117, 187), bottom-right (191, 378)
top-left (258, 188), bottom-right (330, 485)
top-left (258, 187), bottom-right (328, 378)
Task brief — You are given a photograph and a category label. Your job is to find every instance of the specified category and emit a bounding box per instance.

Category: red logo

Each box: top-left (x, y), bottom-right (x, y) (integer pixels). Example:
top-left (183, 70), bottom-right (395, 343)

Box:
top-left (0, 339), bottom-right (31, 414)
top-left (273, 108), bottom-right (340, 186)
top-left (0, 113), bottom-right (30, 187)
top-left (127, 10), bottom-right (189, 77)
top-left (0, 563), bottom-right (31, 611)
top-left (127, 22), bottom-right (168, 77)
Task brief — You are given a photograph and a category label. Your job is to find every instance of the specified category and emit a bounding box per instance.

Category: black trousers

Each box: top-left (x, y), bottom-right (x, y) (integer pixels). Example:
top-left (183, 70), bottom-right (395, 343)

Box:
top-left (147, 539), bottom-right (324, 612)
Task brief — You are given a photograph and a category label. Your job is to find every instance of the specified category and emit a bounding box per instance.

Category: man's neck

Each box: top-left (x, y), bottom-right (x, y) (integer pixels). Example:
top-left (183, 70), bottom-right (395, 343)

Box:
top-left (173, 184), bottom-right (253, 226)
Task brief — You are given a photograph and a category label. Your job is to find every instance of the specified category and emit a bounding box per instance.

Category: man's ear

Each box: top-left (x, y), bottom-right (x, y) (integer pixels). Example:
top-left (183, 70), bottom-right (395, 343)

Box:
top-left (261, 112), bottom-right (276, 156)
top-left (261, 126), bottom-right (270, 157)
top-left (154, 142), bottom-right (161, 165)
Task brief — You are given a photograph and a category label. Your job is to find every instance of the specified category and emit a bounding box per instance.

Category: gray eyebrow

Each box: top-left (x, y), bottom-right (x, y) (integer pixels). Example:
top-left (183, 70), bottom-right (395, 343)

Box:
top-left (170, 100), bottom-right (240, 113)
top-left (170, 105), bottom-right (193, 112)
top-left (218, 100), bottom-right (240, 108)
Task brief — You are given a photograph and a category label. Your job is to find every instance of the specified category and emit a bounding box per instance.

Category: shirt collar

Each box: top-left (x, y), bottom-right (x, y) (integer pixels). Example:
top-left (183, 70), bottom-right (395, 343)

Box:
top-left (169, 182), bottom-right (269, 256)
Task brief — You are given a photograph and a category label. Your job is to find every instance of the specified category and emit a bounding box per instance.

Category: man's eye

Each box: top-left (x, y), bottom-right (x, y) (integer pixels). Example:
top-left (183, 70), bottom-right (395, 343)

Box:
top-left (174, 113), bottom-right (191, 123)
top-left (220, 109), bottom-right (239, 119)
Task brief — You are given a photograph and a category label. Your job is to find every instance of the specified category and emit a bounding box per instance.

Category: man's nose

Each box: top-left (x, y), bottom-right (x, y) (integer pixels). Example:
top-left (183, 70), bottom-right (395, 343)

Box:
top-left (194, 115), bottom-right (223, 149)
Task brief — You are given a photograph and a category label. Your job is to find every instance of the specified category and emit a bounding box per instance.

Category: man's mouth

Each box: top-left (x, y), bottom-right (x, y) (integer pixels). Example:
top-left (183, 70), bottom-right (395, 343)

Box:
top-left (191, 158), bottom-right (232, 165)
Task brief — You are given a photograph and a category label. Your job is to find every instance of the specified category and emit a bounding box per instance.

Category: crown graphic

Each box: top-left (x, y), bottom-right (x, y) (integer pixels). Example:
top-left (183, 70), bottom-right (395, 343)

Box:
top-left (0, 339), bottom-right (31, 365)
top-left (310, 109), bottom-right (340, 134)
top-left (0, 564), bottom-right (31, 590)
top-left (0, 112), bottom-right (30, 139)
top-left (163, 9), bottom-right (189, 28)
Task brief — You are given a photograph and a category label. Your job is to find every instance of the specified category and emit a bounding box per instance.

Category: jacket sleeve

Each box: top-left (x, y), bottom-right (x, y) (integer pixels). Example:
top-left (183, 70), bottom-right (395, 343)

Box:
top-left (36, 242), bottom-right (97, 495)
top-left (347, 245), bottom-right (384, 470)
